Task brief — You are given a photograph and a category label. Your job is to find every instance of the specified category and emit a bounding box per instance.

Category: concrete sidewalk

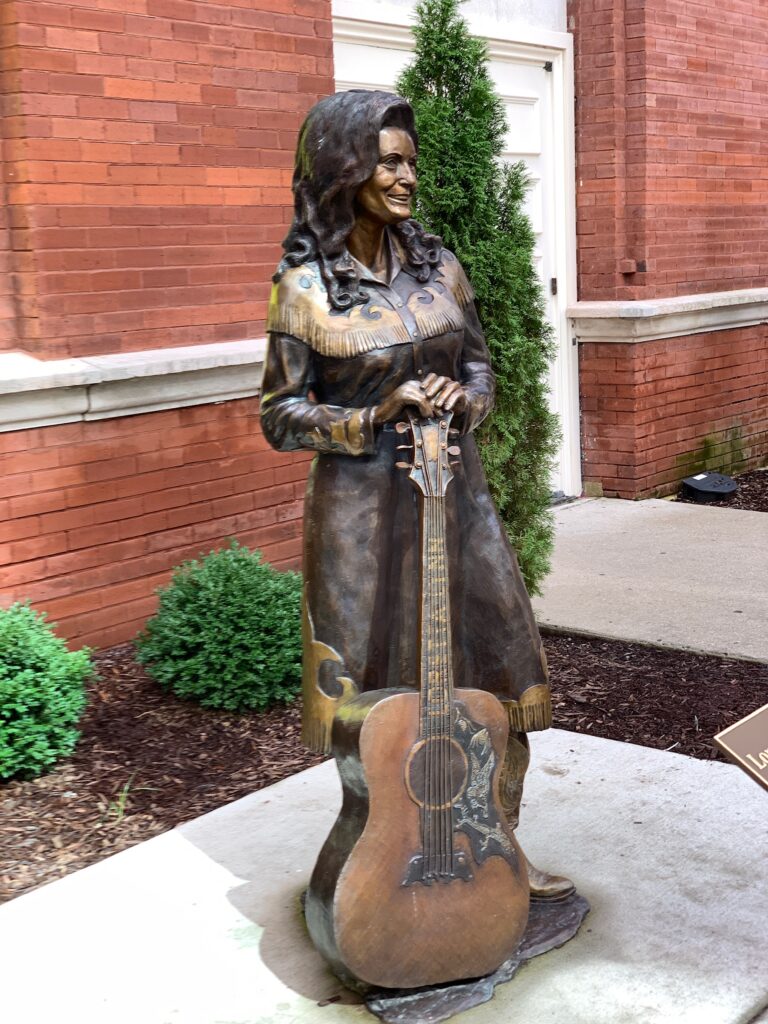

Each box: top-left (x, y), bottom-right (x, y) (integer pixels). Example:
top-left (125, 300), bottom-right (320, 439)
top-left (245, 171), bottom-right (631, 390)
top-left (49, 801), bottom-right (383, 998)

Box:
top-left (1, 728), bottom-right (766, 1024)
top-left (533, 498), bottom-right (768, 663)
top-left (3, 495), bottom-right (767, 1024)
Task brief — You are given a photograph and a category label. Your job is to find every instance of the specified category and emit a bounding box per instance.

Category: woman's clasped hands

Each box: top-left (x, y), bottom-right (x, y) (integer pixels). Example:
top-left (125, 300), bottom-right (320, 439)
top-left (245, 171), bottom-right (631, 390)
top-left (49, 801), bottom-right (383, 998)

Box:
top-left (372, 373), bottom-right (468, 425)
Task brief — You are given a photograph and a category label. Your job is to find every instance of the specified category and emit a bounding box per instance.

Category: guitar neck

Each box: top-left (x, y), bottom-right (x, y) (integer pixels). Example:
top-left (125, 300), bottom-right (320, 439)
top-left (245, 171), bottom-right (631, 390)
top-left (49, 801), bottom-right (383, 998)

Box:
top-left (419, 493), bottom-right (453, 737)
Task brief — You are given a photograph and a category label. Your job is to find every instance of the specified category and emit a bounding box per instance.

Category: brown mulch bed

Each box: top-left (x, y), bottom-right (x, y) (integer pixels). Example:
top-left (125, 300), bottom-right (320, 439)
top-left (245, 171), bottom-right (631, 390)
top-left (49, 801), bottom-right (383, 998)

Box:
top-left (544, 631), bottom-right (767, 757)
top-left (676, 467), bottom-right (768, 512)
top-left (2, 635), bottom-right (766, 906)
top-left (0, 645), bottom-right (324, 906)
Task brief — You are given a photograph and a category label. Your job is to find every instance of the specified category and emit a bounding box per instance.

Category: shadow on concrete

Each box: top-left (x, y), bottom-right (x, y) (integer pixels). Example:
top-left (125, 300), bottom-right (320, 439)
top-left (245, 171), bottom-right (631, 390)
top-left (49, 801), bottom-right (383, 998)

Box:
top-left (177, 766), bottom-right (364, 1006)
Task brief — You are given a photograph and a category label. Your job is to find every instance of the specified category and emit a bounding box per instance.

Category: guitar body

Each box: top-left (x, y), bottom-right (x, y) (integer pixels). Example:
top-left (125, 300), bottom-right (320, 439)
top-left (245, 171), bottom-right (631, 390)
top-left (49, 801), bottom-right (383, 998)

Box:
top-left (305, 687), bottom-right (530, 991)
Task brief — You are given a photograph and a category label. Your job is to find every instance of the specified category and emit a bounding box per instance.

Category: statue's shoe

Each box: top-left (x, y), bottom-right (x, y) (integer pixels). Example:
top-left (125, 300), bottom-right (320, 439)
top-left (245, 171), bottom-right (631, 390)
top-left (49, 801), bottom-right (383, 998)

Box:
top-left (526, 857), bottom-right (575, 901)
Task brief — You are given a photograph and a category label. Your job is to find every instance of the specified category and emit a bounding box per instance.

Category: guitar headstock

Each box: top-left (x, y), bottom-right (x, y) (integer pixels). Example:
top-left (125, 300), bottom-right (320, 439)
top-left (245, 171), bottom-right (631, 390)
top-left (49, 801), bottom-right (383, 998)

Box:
top-left (396, 411), bottom-right (460, 499)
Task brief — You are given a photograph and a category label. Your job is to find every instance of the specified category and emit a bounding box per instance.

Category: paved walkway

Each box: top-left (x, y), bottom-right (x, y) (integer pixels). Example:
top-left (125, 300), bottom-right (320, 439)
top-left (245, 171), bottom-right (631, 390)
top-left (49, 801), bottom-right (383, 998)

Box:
top-left (1, 729), bottom-right (766, 1024)
top-left (533, 498), bottom-right (768, 663)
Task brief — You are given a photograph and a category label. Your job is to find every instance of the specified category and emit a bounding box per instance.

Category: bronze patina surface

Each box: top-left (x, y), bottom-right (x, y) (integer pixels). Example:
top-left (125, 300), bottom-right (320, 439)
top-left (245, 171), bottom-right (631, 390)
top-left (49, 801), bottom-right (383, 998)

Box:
top-left (263, 91), bottom-right (577, 955)
top-left (261, 91), bottom-right (551, 757)
top-left (365, 892), bottom-right (590, 1024)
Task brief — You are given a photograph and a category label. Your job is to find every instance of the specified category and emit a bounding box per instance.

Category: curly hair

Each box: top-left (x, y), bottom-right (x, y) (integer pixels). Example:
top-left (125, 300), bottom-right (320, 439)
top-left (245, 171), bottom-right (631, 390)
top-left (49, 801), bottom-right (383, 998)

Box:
top-left (277, 90), bottom-right (442, 311)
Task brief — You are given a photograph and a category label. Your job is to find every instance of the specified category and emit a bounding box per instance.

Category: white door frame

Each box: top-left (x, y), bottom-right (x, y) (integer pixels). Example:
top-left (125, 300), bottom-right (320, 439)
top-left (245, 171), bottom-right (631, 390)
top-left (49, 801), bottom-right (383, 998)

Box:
top-left (332, 1), bottom-right (581, 497)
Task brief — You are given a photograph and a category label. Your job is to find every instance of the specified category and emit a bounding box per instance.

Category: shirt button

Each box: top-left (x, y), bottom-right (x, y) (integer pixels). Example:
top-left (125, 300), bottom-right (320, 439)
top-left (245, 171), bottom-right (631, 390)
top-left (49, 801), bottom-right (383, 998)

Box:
top-left (396, 301), bottom-right (403, 308)
top-left (411, 329), bottom-right (418, 337)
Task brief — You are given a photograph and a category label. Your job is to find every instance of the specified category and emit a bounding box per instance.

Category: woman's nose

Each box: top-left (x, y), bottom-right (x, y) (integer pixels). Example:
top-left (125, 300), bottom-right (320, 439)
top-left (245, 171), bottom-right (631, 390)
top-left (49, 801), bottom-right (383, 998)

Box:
top-left (399, 162), bottom-right (416, 186)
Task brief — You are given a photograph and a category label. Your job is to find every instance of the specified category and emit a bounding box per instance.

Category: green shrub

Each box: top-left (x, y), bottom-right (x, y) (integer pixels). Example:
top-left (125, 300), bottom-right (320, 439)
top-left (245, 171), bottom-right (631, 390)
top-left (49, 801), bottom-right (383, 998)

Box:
top-left (0, 603), bottom-right (91, 781)
top-left (136, 542), bottom-right (302, 712)
top-left (398, 0), bottom-right (560, 593)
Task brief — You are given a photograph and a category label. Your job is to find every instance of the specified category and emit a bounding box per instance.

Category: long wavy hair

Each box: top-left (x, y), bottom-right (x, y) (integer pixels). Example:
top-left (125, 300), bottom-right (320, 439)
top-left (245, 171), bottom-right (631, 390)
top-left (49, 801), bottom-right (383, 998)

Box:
top-left (277, 91), bottom-right (442, 311)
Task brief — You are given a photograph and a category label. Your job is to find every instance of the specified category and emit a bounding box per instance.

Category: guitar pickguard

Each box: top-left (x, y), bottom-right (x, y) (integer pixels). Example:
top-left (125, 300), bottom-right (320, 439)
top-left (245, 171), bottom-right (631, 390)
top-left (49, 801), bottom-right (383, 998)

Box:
top-left (451, 702), bottom-right (517, 869)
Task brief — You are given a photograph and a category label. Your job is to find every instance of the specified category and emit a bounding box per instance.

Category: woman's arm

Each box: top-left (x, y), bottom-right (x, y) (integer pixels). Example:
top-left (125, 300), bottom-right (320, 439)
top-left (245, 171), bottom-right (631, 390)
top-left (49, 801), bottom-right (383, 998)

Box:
top-left (261, 332), bottom-right (435, 455)
top-left (459, 299), bottom-right (496, 433)
top-left (260, 332), bottom-right (377, 455)
top-left (422, 300), bottom-right (496, 434)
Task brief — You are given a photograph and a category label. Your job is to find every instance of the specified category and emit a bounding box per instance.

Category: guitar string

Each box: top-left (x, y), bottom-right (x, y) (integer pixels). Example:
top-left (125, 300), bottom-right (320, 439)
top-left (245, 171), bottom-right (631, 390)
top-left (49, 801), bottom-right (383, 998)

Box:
top-left (426, 492), bottom-right (436, 877)
top-left (419, 430), bottom-right (456, 880)
top-left (439, 498), bottom-right (449, 876)
top-left (435, 497), bottom-right (446, 877)
top-left (442, 495), bottom-right (454, 875)
top-left (434, 499), bottom-right (438, 876)
top-left (429, 497), bottom-right (439, 878)
top-left (426, 495), bottom-right (433, 878)
top-left (433, 498), bottom-right (443, 877)
top-left (434, 493), bottom-right (438, 872)
top-left (426, 480), bottom-right (451, 876)
top-left (424, 458), bottom-right (453, 877)
top-left (437, 493), bottom-right (452, 875)
top-left (424, 494), bottom-right (432, 877)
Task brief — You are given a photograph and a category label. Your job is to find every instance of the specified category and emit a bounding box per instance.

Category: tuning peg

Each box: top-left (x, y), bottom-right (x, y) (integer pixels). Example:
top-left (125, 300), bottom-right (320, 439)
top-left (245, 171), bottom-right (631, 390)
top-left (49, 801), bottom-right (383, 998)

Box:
top-left (448, 428), bottom-right (460, 438)
top-left (447, 446), bottom-right (461, 456)
top-left (396, 444), bottom-right (413, 451)
top-left (395, 461), bottom-right (410, 470)
top-left (395, 421), bottom-right (409, 434)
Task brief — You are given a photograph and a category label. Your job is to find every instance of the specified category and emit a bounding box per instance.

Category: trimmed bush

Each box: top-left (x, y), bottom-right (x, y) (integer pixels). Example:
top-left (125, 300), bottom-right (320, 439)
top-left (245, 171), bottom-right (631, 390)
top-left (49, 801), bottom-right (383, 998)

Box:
top-left (398, 0), bottom-right (560, 593)
top-left (0, 603), bottom-right (91, 781)
top-left (136, 542), bottom-right (302, 712)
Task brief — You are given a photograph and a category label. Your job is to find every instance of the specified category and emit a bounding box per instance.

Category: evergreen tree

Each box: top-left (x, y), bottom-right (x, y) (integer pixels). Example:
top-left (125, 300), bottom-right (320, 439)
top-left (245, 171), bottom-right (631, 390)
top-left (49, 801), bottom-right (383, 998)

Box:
top-left (397, 0), bottom-right (560, 593)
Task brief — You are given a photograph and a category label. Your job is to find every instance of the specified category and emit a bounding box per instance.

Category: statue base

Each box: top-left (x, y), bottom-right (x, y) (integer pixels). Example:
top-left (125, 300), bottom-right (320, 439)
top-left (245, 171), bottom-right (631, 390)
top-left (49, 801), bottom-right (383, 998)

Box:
top-left (364, 892), bottom-right (590, 1024)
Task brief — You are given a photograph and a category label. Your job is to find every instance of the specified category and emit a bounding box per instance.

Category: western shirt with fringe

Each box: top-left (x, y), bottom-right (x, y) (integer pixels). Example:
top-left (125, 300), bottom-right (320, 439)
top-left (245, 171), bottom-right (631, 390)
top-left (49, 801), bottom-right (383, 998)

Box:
top-left (261, 241), bottom-right (551, 753)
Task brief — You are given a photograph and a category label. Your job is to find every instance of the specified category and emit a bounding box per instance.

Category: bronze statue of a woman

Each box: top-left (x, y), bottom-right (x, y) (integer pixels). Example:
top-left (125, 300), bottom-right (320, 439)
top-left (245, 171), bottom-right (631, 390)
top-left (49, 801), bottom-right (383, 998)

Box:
top-left (261, 90), bottom-right (571, 902)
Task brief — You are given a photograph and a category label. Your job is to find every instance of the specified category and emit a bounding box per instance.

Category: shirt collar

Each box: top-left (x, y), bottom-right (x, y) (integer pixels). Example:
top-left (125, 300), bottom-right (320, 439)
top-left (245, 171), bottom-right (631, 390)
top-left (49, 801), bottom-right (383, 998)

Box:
top-left (347, 228), bottom-right (403, 287)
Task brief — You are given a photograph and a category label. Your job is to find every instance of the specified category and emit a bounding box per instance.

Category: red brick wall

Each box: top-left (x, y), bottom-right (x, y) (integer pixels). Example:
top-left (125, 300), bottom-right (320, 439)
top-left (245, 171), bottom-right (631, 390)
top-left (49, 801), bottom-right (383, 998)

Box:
top-left (580, 325), bottom-right (768, 498)
top-left (0, 400), bottom-right (310, 648)
top-left (0, 0), bottom-right (333, 358)
top-left (570, 0), bottom-right (768, 301)
top-left (0, 201), bottom-right (16, 352)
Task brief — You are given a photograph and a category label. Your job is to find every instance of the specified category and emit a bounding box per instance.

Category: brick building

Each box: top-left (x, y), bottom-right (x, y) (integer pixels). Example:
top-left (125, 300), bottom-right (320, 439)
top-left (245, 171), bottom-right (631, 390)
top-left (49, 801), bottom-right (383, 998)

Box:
top-left (1, 0), bottom-right (766, 647)
top-left (0, 0), bottom-right (323, 647)
top-left (569, 0), bottom-right (768, 498)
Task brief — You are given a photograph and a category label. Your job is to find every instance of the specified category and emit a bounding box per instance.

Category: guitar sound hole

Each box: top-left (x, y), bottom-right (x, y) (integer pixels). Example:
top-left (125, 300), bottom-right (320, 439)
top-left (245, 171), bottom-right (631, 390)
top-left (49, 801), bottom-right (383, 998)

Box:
top-left (405, 738), bottom-right (468, 810)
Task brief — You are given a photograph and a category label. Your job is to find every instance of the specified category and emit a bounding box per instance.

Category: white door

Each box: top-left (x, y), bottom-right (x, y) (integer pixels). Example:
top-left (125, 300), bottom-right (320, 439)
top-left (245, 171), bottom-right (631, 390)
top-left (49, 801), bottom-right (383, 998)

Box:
top-left (332, 10), bottom-right (580, 496)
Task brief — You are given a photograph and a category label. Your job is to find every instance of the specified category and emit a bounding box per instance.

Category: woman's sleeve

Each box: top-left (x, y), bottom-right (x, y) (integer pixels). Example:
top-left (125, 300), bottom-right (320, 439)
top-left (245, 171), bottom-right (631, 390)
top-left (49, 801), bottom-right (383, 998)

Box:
top-left (458, 300), bottom-right (496, 434)
top-left (260, 332), bottom-right (378, 456)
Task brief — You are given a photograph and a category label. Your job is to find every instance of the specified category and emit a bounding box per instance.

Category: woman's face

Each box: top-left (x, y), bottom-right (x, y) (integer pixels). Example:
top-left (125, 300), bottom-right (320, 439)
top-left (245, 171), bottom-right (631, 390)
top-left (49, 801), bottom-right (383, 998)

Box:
top-left (355, 127), bottom-right (417, 226)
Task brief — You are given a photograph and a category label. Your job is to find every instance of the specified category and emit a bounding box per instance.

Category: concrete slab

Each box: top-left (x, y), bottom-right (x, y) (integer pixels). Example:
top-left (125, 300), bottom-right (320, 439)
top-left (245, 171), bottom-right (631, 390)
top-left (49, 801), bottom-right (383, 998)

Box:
top-left (533, 498), bottom-right (768, 663)
top-left (1, 729), bottom-right (766, 1024)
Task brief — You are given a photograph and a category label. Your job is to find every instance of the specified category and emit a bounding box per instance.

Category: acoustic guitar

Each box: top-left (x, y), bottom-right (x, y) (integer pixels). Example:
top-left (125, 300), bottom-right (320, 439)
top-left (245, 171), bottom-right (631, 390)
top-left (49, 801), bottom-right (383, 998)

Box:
top-left (305, 411), bottom-right (530, 991)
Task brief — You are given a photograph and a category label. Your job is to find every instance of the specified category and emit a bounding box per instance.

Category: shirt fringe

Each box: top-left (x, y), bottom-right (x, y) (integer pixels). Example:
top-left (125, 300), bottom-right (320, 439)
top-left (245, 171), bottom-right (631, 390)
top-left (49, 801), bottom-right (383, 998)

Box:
top-left (414, 307), bottom-right (465, 339)
top-left (302, 717), bottom-right (333, 756)
top-left (504, 687), bottom-right (553, 733)
top-left (451, 273), bottom-right (474, 310)
top-left (268, 307), bottom-right (413, 357)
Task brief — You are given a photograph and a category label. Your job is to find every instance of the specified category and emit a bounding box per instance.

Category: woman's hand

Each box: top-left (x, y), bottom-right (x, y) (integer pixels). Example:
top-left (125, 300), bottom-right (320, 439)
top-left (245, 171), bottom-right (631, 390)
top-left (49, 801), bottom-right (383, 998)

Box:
top-left (421, 373), bottom-right (468, 415)
top-left (372, 380), bottom-right (435, 425)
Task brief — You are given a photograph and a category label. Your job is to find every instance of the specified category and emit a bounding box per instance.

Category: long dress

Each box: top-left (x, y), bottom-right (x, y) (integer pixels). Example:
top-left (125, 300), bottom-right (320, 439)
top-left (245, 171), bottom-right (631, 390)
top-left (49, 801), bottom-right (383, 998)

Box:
top-left (260, 232), bottom-right (551, 754)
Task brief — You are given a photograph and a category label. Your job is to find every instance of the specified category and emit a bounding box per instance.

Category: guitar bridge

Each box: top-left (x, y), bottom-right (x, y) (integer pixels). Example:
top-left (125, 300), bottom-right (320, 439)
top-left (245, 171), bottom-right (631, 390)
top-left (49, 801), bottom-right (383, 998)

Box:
top-left (401, 850), bottom-right (473, 887)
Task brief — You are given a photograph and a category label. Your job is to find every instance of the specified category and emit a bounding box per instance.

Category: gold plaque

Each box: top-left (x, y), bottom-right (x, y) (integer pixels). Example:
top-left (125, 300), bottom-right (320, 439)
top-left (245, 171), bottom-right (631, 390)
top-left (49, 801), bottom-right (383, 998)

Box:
top-left (714, 703), bottom-right (768, 793)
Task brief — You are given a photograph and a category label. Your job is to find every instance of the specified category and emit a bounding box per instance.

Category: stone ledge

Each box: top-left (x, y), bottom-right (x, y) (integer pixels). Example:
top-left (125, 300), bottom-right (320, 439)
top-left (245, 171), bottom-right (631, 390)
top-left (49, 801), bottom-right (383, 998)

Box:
top-left (569, 287), bottom-right (768, 343)
top-left (0, 339), bottom-right (267, 432)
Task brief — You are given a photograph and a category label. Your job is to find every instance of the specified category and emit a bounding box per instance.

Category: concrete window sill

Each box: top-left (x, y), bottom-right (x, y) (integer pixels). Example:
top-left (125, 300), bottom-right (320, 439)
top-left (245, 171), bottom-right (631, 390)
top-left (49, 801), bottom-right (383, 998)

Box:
top-left (0, 339), bottom-right (267, 433)
top-left (569, 287), bottom-right (768, 343)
